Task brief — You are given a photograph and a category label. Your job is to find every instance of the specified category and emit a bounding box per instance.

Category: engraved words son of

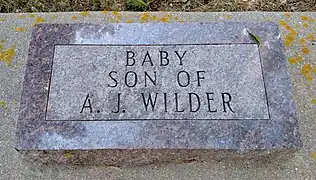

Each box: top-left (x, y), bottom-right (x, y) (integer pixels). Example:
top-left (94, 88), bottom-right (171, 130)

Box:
top-left (80, 49), bottom-right (235, 115)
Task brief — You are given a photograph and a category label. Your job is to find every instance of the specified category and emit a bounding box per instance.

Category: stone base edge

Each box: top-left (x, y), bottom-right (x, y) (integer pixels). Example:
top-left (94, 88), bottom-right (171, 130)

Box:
top-left (17, 148), bottom-right (299, 167)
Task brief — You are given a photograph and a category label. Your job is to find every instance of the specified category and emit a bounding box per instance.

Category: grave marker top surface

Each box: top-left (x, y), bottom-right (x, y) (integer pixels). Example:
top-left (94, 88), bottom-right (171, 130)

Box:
top-left (47, 43), bottom-right (269, 121)
top-left (16, 23), bottom-right (301, 150)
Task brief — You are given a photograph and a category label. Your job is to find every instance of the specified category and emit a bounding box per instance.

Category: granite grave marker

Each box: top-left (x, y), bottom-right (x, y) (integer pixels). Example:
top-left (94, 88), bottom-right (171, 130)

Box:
top-left (16, 23), bottom-right (302, 164)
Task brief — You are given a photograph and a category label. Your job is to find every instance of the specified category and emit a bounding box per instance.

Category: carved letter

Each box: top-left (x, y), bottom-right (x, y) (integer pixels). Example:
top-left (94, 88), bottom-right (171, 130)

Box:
top-left (160, 51), bottom-right (169, 66)
top-left (126, 51), bottom-right (136, 66)
top-left (80, 94), bottom-right (93, 113)
top-left (141, 51), bottom-right (154, 66)
top-left (141, 93), bottom-right (158, 111)
top-left (222, 93), bottom-right (235, 113)
top-left (175, 51), bottom-right (187, 65)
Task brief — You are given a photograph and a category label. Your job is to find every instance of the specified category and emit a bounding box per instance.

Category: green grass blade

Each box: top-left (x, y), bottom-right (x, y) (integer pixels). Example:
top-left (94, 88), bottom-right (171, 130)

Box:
top-left (247, 30), bottom-right (261, 47)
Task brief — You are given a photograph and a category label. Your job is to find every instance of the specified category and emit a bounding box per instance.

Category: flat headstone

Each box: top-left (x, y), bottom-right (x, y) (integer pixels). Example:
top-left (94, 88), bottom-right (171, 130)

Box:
top-left (16, 23), bottom-right (301, 164)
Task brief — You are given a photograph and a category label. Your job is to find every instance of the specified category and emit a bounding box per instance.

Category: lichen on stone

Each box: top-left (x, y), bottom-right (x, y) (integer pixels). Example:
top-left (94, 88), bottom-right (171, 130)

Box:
top-left (0, 45), bottom-right (16, 66)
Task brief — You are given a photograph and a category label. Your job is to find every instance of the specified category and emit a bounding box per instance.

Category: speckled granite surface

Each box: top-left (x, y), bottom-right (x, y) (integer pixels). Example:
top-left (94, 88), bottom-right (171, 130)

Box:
top-left (1, 12), bottom-right (316, 179)
top-left (15, 23), bottom-right (301, 155)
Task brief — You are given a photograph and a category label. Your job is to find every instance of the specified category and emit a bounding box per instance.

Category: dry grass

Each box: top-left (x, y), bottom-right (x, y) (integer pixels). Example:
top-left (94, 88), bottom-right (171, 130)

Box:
top-left (152, 0), bottom-right (316, 12)
top-left (0, 0), bottom-right (126, 13)
top-left (0, 0), bottom-right (316, 13)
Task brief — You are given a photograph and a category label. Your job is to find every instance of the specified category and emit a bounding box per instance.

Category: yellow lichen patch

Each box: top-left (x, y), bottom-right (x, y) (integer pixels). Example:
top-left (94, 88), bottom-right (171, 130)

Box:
top-left (304, 74), bottom-right (313, 82)
top-left (173, 16), bottom-right (185, 23)
top-left (284, 34), bottom-right (296, 47)
top-left (300, 16), bottom-right (309, 21)
top-left (36, 17), bottom-right (45, 23)
top-left (0, 46), bottom-right (16, 66)
top-left (307, 33), bottom-right (316, 41)
top-left (125, 19), bottom-right (133, 23)
top-left (161, 14), bottom-right (172, 23)
top-left (0, 100), bottom-right (6, 109)
top-left (173, 16), bottom-right (179, 21)
top-left (280, 20), bottom-right (297, 34)
top-left (32, 17), bottom-right (45, 26)
top-left (139, 12), bottom-right (149, 23)
top-left (51, 15), bottom-right (57, 19)
top-left (161, 17), bottom-right (169, 23)
top-left (28, 14), bottom-right (35, 18)
top-left (309, 151), bottom-right (316, 160)
top-left (313, 67), bottom-right (316, 74)
top-left (0, 16), bottom-right (5, 22)
top-left (101, 10), bottom-right (107, 14)
top-left (284, 12), bottom-right (291, 19)
top-left (301, 15), bottom-right (315, 23)
top-left (80, 11), bottom-right (90, 17)
top-left (288, 55), bottom-right (303, 65)
top-left (151, 15), bottom-right (158, 21)
top-left (19, 15), bottom-right (25, 19)
top-left (64, 151), bottom-right (72, 159)
top-left (288, 57), bottom-right (296, 64)
top-left (284, 40), bottom-right (291, 47)
top-left (301, 64), bottom-right (313, 82)
top-left (297, 56), bottom-right (303, 63)
top-left (71, 16), bottom-right (77, 21)
top-left (0, 40), bottom-right (5, 43)
top-left (312, 99), bottom-right (316, 105)
top-left (112, 11), bottom-right (120, 17)
top-left (280, 20), bottom-right (298, 47)
top-left (299, 38), bottom-right (306, 45)
top-left (112, 11), bottom-right (121, 19)
top-left (301, 47), bottom-right (310, 55)
top-left (280, 20), bottom-right (291, 30)
top-left (225, 15), bottom-right (231, 19)
top-left (108, 18), bottom-right (118, 23)
top-left (16, 27), bottom-right (26, 32)
top-left (290, 29), bottom-right (297, 36)
top-left (303, 22), bottom-right (309, 29)
top-left (108, 11), bottom-right (121, 23)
